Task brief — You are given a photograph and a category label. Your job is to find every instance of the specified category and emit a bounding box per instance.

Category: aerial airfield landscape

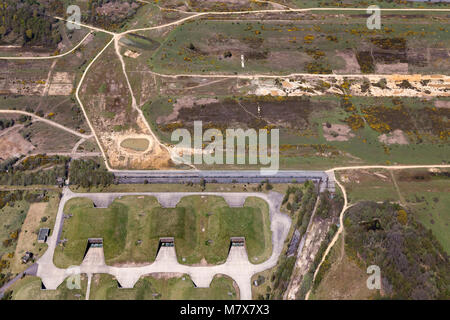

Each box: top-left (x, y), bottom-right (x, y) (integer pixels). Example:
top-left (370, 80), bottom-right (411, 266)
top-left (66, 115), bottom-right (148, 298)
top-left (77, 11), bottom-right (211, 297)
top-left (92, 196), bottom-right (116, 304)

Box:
top-left (0, 0), bottom-right (448, 305)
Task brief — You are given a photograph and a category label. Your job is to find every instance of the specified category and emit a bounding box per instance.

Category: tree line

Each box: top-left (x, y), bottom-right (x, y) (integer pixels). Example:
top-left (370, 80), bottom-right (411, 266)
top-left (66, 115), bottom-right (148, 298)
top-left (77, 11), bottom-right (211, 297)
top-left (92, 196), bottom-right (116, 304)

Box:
top-left (69, 159), bottom-right (115, 188)
top-left (0, 156), bottom-right (115, 188)
top-left (0, 0), bottom-right (61, 47)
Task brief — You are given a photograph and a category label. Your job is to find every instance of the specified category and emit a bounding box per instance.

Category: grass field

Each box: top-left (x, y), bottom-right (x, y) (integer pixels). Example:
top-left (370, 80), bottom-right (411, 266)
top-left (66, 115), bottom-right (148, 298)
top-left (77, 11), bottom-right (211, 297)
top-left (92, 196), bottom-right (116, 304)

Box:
top-left (0, 190), bottom-right (60, 282)
top-left (149, 14), bottom-right (449, 75)
top-left (90, 274), bottom-right (238, 300)
top-left (120, 138), bottom-right (150, 152)
top-left (0, 200), bottom-right (29, 260)
top-left (11, 192), bottom-right (60, 274)
top-left (393, 169), bottom-right (450, 254)
top-left (337, 169), bottom-right (400, 204)
top-left (145, 94), bottom-right (449, 170)
top-left (9, 275), bottom-right (87, 300)
top-left (53, 195), bottom-right (272, 267)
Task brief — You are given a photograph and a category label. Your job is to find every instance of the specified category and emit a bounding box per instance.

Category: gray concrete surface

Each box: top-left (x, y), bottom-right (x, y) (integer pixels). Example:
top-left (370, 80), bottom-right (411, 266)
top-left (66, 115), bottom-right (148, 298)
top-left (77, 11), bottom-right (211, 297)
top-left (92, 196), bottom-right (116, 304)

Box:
top-left (114, 170), bottom-right (333, 192)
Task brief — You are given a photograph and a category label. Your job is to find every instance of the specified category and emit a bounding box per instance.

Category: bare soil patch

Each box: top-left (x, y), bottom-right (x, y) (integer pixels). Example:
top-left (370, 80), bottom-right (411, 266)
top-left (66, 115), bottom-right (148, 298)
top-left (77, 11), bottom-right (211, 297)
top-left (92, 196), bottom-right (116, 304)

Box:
top-left (375, 63), bottom-right (409, 74)
top-left (124, 50), bottom-right (141, 59)
top-left (96, 1), bottom-right (140, 19)
top-left (0, 131), bottom-right (35, 160)
top-left (334, 50), bottom-right (360, 74)
top-left (378, 129), bottom-right (409, 145)
top-left (313, 251), bottom-right (374, 300)
top-left (322, 123), bottom-right (355, 142)
top-left (435, 100), bottom-right (450, 109)
top-left (48, 72), bottom-right (75, 96)
top-left (80, 45), bottom-right (172, 170)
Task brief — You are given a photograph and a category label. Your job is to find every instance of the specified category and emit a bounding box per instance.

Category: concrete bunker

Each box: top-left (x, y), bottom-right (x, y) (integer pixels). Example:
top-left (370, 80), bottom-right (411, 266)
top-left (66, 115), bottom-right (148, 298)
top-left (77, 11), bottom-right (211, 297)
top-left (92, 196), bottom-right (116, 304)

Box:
top-left (83, 238), bottom-right (103, 259)
top-left (156, 237), bottom-right (175, 258)
top-left (38, 228), bottom-right (50, 243)
top-left (229, 237), bottom-right (246, 253)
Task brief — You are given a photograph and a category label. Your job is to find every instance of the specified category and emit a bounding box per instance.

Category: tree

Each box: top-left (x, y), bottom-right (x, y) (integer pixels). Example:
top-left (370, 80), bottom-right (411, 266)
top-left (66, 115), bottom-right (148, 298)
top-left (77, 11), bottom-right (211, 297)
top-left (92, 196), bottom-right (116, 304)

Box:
top-left (25, 29), bottom-right (33, 39)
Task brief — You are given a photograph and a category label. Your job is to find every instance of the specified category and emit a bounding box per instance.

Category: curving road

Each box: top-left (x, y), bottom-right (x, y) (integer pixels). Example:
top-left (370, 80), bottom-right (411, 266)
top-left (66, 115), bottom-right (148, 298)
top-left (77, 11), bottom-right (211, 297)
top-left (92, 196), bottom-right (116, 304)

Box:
top-left (0, 32), bottom-right (94, 60)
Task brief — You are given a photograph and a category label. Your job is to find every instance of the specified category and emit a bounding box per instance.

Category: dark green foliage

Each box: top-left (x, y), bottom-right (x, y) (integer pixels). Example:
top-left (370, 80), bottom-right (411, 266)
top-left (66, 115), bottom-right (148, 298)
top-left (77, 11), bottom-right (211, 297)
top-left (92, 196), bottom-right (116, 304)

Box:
top-left (85, 0), bottom-right (141, 31)
top-left (256, 179), bottom-right (273, 192)
top-left (316, 190), bottom-right (344, 220)
top-left (309, 224), bottom-right (338, 291)
top-left (0, 0), bottom-right (61, 47)
top-left (295, 181), bottom-right (317, 231)
top-left (16, 155), bottom-right (68, 171)
top-left (0, 163), bottom-right (67, 186)
top-left (69, 159), bottom-right (115, 188)
top-left (0, 118), bottom-right (14, 130)
top-left (1, 289), bottom-right (13, 300)
top-left (0, 189), bottom-right (49, 210)
top-left (296, 271), bottom-right (313, 300)
top-left (268, 256), bottom-right (296, 300)
top-left (345, 201), bottom-right (450, 299)
top-left (0, 157), bottom-right (18, 172)
top-left (0, 155), bottom-right (69, 186)
top-left (356, 51), bottom-right (375, 74)
top-left (264, 181), bottom-right (321, 300)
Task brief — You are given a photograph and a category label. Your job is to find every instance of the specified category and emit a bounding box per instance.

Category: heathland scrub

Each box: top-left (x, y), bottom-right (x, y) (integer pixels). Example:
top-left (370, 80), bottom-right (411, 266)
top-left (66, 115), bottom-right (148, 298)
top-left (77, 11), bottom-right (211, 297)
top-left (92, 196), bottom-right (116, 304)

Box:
top-left (45, 6), bottom-right (450, 172)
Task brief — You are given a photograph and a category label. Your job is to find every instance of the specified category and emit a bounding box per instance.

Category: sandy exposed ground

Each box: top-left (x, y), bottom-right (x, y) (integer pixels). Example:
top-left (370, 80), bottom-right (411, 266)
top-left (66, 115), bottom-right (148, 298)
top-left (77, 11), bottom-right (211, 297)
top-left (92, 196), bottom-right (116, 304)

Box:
top-left (378, 129), bottom-right (409, 145)
top-left (124, 50), bottom-right (141, 58)
top-left (435, 100), bottom-right (450, 109)
top-left (48, 72), bottom-right (75, 96)
top-left (0, 131), bottom-right (35, 160)
top-left (103, 117), bottom-right (173, 170)
top-left (375, 63), bottom-right (409, 74)
top-left (322, 124), bottom-right (355, 142)
top-left (254, 74), bottom-right (450, 98)
top-left (334, 51), bottom-right (360, 74)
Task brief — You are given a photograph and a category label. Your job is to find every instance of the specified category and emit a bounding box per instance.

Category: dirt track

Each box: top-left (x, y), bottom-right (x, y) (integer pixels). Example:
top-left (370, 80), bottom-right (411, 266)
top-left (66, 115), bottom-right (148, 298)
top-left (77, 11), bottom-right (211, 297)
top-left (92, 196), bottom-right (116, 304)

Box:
top-left (2, 6), bottom-right (449, 171)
